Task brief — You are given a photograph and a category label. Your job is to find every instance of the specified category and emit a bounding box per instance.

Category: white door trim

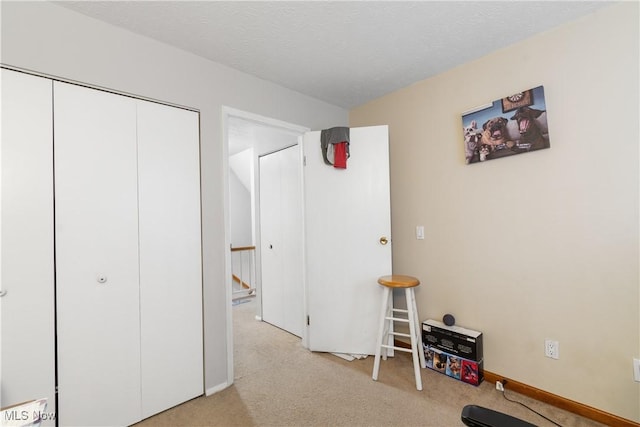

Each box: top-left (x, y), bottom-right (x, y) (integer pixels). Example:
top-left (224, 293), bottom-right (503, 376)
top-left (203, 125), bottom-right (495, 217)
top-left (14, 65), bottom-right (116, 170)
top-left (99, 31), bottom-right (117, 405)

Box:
top-left (222, 106), bottom-right (309, 386)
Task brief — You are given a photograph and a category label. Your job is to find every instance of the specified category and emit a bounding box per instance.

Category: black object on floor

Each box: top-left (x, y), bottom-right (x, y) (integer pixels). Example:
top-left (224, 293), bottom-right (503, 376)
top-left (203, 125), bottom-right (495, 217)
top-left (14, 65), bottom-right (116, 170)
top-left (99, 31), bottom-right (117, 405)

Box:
top-left (461, 405), bottom-right (538, 427)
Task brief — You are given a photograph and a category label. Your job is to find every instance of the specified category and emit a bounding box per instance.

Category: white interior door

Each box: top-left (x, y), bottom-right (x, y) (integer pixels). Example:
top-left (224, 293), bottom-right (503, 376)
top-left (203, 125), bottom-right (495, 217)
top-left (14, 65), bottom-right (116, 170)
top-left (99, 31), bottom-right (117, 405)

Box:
top-left (137, 100), bottom-right (203, 418)
top-left (54, 82), bottom-right (142, 426)
top-left (304, 125), bottom-right (392, 355)
top-left (259, 145), bottom-right (304, 337)
top-left (0, 69), bottom-right (56, 421)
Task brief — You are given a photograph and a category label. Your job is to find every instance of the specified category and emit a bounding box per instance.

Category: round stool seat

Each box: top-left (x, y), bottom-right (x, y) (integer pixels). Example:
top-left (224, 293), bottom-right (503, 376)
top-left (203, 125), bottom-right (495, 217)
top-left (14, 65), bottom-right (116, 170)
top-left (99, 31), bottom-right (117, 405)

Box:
top-left (378, 275), bottom-right (420, 288)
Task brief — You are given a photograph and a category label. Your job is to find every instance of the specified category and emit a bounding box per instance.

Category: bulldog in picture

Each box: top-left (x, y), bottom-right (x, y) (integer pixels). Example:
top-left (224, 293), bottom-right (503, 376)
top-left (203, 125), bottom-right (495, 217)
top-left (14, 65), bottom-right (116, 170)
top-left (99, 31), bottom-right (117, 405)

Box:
top-left (481, 116), bottom-right (514, 150)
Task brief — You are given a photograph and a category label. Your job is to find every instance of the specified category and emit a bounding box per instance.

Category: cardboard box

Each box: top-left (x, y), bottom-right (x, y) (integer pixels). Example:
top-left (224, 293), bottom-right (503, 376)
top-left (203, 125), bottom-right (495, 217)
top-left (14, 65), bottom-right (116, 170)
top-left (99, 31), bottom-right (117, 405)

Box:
top-left (424, 345), bottom-right (484, 386)
top-left (422, 319), bottom-right (483, 361)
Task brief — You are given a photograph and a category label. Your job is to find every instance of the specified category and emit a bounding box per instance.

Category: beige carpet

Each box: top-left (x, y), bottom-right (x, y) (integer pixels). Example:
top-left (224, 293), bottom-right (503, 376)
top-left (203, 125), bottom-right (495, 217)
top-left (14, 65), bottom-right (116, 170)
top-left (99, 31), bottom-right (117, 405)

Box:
top-left (135, 298), bottom-right (604, 427)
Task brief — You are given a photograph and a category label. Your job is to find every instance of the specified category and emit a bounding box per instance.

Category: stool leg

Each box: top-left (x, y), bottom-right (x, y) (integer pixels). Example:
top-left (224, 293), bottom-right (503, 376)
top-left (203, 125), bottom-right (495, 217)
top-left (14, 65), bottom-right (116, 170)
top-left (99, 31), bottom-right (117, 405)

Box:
top-left (406, 288), bottom-right (423, 391)
top-left (372, 286), bottom-right (391, 381)
top-left (411, 289), bottom-right (427, 369)
top-left (384, 290), bottom-right (394, 358)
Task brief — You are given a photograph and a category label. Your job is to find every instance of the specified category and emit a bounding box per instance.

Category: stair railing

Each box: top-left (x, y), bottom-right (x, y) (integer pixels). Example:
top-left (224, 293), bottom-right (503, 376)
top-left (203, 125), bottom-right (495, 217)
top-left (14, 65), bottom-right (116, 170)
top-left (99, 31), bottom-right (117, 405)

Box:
top-left (230, 245), bottom-right (256, 300)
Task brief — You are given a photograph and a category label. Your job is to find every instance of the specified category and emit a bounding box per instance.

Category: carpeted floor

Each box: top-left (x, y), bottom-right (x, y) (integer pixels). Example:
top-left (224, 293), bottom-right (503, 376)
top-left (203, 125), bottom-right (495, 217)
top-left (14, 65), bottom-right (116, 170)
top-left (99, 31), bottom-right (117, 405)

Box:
top-left (135, 297), bottom-right (604, 427)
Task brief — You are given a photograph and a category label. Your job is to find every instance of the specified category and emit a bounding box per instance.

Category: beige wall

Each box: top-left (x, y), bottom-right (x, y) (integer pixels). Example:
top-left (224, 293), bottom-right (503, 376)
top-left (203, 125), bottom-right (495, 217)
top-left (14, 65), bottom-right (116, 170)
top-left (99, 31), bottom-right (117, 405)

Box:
top-left (350, 2), bottom-right (639, 422)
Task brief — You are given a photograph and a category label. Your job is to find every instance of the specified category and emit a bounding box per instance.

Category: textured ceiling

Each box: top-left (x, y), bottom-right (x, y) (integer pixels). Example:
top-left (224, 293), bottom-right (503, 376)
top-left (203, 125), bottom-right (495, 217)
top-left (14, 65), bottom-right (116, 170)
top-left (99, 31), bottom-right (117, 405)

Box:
top-left (54, 1), bottom-right (614, 109)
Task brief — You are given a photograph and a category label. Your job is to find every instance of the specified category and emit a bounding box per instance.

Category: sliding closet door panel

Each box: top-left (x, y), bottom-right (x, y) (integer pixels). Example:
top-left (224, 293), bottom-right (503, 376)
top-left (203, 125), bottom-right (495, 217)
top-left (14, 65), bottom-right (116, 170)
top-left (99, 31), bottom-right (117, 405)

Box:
top-left (0, 69), bottom-right (55, 420)
top-left (54, 82), bottom-right (141, 426)
top-left (137, 101), bottom-right (203, 417)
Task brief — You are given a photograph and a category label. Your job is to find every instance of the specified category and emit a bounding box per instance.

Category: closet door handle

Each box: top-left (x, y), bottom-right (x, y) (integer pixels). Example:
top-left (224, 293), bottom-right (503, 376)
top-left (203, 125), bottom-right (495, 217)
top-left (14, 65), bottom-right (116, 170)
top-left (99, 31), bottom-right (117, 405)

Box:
top-left (0, 289), bottom-right (7, 297)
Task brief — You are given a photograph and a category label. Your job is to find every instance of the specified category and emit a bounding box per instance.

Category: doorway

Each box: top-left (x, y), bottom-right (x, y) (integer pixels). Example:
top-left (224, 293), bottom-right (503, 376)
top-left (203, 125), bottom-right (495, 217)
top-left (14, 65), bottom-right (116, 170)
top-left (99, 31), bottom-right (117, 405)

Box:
top-left (223, 107), bottom-right (309, 381)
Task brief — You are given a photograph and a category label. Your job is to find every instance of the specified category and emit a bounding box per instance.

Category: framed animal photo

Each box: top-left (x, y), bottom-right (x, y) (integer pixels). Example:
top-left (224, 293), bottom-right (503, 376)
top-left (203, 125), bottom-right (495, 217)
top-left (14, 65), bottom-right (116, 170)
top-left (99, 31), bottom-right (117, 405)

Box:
top-left (461, 85), bottom-right (550, 164)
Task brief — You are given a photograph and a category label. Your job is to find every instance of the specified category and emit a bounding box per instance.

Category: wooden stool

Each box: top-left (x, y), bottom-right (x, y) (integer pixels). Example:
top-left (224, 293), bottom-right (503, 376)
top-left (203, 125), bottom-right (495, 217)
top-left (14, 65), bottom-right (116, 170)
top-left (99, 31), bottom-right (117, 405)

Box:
top-left (372, 275), bottom-right (426, 390)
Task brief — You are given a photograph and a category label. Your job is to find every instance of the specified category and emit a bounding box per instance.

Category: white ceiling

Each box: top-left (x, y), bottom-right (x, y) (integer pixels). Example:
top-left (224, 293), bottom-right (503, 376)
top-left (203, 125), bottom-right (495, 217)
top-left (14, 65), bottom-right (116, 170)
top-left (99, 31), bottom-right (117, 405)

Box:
top-left (54, 1), bottom-right (614, 109)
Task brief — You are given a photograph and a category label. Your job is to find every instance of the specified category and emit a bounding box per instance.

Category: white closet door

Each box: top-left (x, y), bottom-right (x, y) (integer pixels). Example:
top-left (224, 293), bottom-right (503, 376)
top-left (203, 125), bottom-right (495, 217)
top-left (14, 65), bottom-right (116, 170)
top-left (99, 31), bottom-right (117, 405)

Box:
top-left (137, 101), bottom-right (203, 417)
top-left (0, 70), bottom-right (56, 420)
top-left (259, 145), bottom-right (304, 337)
top-left (54, 82), bottom-right (142, 426)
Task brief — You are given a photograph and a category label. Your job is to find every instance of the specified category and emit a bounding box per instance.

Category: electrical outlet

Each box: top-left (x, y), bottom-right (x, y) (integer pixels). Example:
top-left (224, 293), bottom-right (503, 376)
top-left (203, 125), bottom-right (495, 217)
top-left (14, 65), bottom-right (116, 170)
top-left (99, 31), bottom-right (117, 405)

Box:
top-left (633, 358), bottom-right (640, 382)
top-left (495, 380), bottom-right (504, 391)
top-left (545, 339), bottom-right (559, 359)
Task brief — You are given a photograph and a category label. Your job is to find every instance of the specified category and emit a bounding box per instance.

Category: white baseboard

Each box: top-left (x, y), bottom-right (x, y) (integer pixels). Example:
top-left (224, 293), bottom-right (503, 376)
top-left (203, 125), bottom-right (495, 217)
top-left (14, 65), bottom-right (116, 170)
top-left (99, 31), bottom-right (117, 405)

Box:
top-left (205, 381), bottom-right (230, 396)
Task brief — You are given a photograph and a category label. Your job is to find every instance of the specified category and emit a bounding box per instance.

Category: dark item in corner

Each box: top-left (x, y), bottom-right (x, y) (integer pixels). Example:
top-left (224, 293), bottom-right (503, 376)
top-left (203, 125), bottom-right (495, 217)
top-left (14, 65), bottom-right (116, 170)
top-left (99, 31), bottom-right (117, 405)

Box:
top-left (423, 319), bottom-right (483, 362)
top-left (320, 127), bottom-right (350, 168)
top-left (461, 405), bottom-right (537, 427)
top-left (443, 313), bottom-right (455, 326)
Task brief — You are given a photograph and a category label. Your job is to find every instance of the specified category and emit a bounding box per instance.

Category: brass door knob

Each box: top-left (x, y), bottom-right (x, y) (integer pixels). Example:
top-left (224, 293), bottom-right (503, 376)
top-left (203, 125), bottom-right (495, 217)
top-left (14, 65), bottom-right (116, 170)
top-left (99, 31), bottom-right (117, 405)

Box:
top-left (379, 236), bottom-right (389, 245)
